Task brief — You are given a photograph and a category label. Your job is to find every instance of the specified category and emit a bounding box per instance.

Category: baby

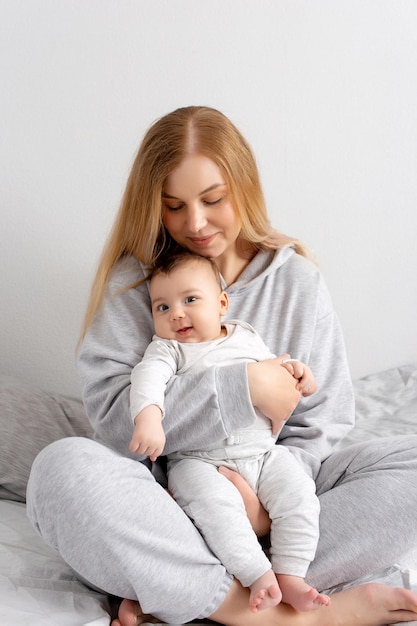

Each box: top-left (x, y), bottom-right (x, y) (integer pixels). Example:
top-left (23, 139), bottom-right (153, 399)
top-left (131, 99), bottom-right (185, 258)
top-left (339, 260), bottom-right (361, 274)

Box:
top-left (129, 251), bottom-right (330, 613)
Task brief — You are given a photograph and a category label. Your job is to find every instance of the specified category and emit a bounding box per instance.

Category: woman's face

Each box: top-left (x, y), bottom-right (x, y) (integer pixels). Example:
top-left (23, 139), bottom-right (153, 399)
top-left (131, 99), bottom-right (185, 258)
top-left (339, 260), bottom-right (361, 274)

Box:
top-left (162, 155), bottom-right (242, 265)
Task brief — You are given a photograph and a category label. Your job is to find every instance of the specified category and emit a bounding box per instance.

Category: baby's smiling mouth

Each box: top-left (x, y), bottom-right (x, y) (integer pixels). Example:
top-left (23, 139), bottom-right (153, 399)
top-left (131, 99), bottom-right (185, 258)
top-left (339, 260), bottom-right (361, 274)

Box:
top-left (176, 326), bottom-right (192, 335)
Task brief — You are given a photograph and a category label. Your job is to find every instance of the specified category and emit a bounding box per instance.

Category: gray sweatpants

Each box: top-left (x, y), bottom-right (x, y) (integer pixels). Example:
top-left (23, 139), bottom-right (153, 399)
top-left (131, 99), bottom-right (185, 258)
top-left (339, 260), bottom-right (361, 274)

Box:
top-left (167, 443), bottom-right (319, 588)
top-left (26, 434), bottom-right (417, 624)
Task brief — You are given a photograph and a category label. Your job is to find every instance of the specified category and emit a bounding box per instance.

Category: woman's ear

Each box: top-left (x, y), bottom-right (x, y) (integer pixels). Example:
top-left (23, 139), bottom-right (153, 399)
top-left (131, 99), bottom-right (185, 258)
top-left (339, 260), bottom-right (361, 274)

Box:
top-left (219, 291), bottom-right (229, 316)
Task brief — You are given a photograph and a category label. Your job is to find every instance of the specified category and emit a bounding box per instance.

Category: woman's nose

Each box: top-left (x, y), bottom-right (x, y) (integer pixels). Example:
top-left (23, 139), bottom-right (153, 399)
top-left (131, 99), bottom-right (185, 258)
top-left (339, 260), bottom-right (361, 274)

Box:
top-left (186, 205), bottom-right (207, 233)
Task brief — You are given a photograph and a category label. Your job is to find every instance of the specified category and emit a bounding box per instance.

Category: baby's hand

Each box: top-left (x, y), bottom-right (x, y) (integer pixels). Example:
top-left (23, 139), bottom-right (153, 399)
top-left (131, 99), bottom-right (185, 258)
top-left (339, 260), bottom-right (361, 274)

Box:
top-left (129, 405), bottom-right (166, 461)
top-left (281, 359), bottom-right (317, 397)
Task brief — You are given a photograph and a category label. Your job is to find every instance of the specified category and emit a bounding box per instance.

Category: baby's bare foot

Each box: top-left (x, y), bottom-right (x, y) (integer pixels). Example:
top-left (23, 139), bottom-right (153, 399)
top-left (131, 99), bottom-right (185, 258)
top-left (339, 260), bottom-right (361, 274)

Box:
top-left (289, 586), bottom-right (331, 612)
top-left (278, 574), bottom-right (330, 612)
top-left (249, 583), bottom-right (282, 612)
top-left (249, 571), bottom-right (282, 613)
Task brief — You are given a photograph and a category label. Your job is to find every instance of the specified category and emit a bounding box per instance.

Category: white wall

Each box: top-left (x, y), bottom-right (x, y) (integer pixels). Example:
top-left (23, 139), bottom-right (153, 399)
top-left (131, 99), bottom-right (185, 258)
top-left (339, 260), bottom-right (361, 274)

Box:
top-left (1, 0), bottom-right (417, 398)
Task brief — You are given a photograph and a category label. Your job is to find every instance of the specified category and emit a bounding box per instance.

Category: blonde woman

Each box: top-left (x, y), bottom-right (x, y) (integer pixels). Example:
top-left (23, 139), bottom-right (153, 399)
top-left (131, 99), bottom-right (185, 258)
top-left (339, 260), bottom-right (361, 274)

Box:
top-left (27, 106), bottom-right (417, 626)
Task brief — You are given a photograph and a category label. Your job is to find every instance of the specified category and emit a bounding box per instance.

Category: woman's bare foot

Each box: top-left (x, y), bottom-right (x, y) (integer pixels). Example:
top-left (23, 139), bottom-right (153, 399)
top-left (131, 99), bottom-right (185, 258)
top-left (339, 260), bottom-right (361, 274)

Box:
top-left (323, 583), bottom-right (417, 626)
top-left (277, 574), bottom-right (330, 611)
top-left (249, 569), bottom-right (282, 612)
top-left (210, 580), bottom-right (417, 626)
top-left (111, 598), bottom-right (159, 626)
top-left (110, 583), bottom-right (417, 626)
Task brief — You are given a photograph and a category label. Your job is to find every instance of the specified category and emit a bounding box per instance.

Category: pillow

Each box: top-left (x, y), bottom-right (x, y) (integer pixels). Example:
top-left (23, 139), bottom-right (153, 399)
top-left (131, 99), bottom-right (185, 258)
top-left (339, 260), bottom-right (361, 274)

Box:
top-left (0, 375), bottom-right (93, 502)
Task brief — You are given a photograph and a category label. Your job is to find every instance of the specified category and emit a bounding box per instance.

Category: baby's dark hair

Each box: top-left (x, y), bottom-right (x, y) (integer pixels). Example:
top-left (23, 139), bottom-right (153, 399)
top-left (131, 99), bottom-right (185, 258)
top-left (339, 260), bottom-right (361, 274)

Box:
top-left (149, 251), bottom-right (222, 290)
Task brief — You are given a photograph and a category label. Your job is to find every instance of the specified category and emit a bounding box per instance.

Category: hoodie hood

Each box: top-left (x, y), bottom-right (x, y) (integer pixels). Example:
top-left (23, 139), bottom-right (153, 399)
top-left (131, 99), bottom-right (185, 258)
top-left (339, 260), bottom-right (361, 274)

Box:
top-left (221, 246), bottom-right (295, 294)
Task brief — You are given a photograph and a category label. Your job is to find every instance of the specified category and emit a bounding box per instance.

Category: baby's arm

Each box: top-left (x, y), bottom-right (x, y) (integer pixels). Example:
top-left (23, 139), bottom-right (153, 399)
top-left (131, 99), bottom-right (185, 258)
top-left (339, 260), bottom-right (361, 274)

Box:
top-left (281, 359), bottom-right (317, 396)
top-left (129, 404), bottom-right (166, 461)
top-left (129, 338), bottom-right (178, 460)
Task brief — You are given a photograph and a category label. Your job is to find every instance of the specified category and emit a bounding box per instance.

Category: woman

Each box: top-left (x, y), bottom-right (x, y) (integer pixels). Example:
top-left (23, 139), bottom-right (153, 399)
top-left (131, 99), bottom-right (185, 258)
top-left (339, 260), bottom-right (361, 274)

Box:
top-left (27, 106), bottom-right (417, 626)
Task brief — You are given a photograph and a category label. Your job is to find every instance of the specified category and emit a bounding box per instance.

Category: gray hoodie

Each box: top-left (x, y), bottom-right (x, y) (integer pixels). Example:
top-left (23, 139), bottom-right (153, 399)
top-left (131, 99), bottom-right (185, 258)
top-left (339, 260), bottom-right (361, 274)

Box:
top-left (77, 246), bottom-right (354, 480)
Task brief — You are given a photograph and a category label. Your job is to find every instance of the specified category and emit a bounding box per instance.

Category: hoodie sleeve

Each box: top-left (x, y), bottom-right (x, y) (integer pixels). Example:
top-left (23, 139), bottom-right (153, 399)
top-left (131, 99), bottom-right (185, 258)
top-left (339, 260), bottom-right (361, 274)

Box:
top-left (277, 272), bottom-right (355, 480)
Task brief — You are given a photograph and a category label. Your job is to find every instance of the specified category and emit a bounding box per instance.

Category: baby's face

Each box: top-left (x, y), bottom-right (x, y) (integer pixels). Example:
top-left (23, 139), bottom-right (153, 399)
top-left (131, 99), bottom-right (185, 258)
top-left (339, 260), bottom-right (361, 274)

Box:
top-left (150, 260), bottom-right (228, 343)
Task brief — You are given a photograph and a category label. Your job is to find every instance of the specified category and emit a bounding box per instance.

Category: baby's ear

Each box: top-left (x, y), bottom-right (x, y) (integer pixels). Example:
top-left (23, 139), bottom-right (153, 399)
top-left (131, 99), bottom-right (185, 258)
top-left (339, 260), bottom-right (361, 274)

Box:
top-left (220, 290), bottom-right (229, 315)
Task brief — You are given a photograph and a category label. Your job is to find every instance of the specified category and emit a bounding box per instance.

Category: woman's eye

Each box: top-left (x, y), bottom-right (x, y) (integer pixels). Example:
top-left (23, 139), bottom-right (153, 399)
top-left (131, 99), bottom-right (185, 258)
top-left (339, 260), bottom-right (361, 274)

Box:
top-left (165, 202), bottom-right (184, 211)
top-left (203, 197), bottom-right (222, 206)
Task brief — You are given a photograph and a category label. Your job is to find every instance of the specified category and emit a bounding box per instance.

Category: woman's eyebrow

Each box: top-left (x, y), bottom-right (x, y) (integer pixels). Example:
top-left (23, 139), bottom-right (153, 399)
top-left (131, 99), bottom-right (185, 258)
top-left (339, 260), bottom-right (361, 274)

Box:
top-left (161, 192), bottom-right (181, 200)
top-left (162, 183), bottom-right (226, 200)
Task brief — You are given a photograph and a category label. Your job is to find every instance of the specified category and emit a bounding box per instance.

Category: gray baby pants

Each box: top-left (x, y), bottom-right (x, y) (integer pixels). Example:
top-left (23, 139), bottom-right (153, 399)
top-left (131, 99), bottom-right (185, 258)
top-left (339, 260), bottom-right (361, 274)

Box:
top-left (167, 444), bottom-right (319, 588)
top-left (27, 434), bottom-right (417, 624)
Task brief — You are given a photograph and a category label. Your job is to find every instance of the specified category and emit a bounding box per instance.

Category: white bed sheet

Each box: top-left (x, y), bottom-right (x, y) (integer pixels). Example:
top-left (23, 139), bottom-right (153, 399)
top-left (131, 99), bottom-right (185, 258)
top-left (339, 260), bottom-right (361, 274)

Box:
top-left (0, 500), bottom-right (110, 626)
top-left (1, 363), bottom-right (416, 626)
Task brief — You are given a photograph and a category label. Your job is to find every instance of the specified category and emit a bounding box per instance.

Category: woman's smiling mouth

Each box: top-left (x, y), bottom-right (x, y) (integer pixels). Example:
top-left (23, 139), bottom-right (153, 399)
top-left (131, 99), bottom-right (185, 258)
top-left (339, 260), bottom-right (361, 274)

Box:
top-left (188, 233), bottom-right (217, 247)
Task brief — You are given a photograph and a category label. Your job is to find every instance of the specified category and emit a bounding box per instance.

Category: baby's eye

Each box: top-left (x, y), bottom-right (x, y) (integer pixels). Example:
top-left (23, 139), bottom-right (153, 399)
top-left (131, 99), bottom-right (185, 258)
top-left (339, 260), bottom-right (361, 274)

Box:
top-left (157, 304), bottom-right (169, 312)
top-left (185, 296), bottom-right (197, 303)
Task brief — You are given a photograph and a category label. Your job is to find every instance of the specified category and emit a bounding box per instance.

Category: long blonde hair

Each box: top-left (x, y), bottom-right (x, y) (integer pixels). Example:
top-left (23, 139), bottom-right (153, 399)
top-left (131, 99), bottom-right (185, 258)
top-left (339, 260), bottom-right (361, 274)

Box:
top-left (80, 106), bottom-right (312, 340)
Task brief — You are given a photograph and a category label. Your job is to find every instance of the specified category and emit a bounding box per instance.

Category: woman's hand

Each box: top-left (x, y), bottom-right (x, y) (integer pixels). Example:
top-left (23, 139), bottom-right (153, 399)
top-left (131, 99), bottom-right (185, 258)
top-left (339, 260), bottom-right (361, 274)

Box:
top-left (218, 466), bottom-right (271, 537)
top-left (247, 355), bottom-right (301, 434)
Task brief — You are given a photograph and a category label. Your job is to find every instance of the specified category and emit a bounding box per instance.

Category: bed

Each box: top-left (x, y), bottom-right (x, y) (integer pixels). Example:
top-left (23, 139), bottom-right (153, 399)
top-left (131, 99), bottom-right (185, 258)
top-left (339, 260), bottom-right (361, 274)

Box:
top-left (1, 364), bottom-right (417, 625)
